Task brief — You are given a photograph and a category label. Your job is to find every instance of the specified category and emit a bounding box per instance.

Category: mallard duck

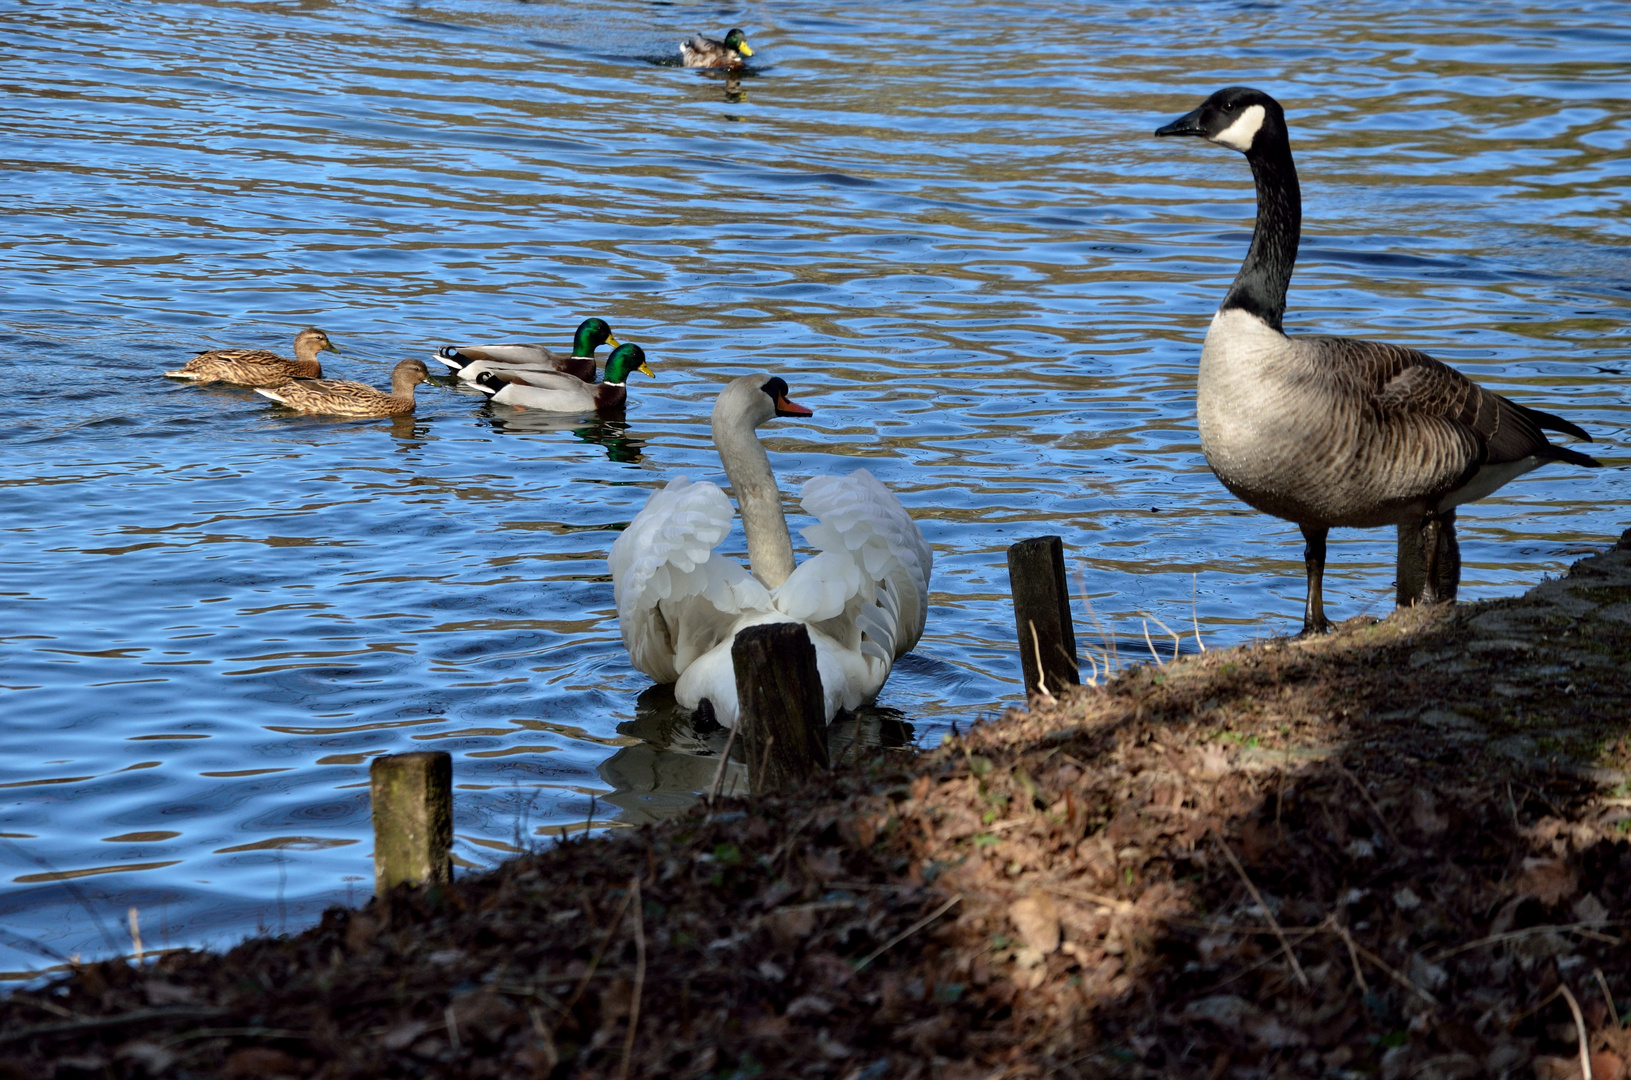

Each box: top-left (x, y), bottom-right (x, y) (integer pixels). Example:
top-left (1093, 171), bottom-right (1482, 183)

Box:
top-left (256, 359), bottom-right (429, 418)
top-left (433, 317), bottom-right (619, 384)
top-left (473, 343), bottom-right (652, 413)
top-left (610, 373), bottom-right (933, 726)
top-left (165, 327), bottom-right (338, 387)
top-left (679, 28), bottom-right (753, 69)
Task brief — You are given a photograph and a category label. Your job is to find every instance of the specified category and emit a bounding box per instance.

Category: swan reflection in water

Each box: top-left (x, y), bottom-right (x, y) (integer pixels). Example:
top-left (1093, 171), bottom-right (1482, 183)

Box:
top-left (480, 408), bottom-right (645, 464)
top-left (596, 684), bottom-right (913, 825)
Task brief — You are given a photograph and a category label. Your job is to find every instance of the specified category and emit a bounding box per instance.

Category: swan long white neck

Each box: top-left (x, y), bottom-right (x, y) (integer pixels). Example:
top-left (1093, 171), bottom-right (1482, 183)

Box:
top-left (712, 385), bottom-right (796, 589)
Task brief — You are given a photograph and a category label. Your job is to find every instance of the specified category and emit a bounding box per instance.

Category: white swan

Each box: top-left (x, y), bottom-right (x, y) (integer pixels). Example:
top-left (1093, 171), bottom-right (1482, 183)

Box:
top-left (609, 373), bottom-right (932, 727)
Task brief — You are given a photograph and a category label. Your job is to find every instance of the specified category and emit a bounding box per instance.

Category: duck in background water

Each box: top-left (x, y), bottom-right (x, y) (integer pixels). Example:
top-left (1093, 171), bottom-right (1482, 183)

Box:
top-left (1154, 87), bottom-right (1600, 635)
top-left (680, 28), bottom-right (753, 70)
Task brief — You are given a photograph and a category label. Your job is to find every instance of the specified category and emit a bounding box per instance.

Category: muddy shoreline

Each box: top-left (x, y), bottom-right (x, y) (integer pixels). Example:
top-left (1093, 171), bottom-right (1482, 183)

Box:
top-left (5, 535), bottom-right (1631, 1079)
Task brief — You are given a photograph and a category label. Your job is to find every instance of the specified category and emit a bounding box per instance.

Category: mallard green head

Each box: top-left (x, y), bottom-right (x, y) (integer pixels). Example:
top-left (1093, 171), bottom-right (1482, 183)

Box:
top-left (572, 317), bottom-right (619, 358)
top-left (723, 28), bottom-right (753, 56)
top-left (298, 327), bottom-right (340, 354)
top-left (603, 344), bottom-right (654, 385)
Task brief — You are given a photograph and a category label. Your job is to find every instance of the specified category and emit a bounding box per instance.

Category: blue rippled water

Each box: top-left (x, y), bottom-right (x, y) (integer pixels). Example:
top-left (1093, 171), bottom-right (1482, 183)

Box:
top-left (1, 0), bottom-right (1627, 976)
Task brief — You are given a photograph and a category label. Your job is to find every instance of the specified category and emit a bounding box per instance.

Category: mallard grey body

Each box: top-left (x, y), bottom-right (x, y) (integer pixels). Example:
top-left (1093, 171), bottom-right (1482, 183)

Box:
top-left (434, 318), bottom-right (619, 384)
top-left (680, 28), bottom-right (753, 69)
top-left (473, 343), bottom-right (652, 414)
top-left (1157, 87), bottom-right (1599, 633)
top-left (257, 358), bottom-right (429, 418)
top-left (436, 344), bottom-right (594, 383)
top-left (165, 327), bottom-right (337, 387)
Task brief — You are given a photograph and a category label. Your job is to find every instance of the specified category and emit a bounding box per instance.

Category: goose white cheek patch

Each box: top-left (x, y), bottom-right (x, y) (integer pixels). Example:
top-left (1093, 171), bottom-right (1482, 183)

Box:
top-left (1212, 104), bottom-right (1265, 151)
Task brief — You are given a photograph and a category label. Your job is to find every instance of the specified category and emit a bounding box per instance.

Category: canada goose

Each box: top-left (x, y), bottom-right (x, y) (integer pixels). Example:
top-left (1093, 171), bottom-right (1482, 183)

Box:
top-left (1155, 87), bottom-right (1600, 634)
top-left (680, 28), bottom-right (753, 69)
top-left (609, 373), bottom-right (932, 726)
top-left (256, 358), bottom-right (429, 418)
top-left (432, 317), bottom-right (619, 384)
top-left (472, 344), bottom-right (652, 413)
top-left (165, 327), bottom-right (338, 387)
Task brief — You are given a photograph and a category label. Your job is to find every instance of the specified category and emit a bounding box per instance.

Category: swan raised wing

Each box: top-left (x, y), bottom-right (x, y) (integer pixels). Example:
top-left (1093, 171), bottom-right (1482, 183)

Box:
top-left (610, 476), bottom-right (772, 685)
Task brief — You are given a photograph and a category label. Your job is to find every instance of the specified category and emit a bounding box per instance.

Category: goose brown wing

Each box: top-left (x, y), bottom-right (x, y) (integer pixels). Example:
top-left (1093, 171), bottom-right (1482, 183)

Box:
top-left (1311, 336), bottom-right (1586, 467)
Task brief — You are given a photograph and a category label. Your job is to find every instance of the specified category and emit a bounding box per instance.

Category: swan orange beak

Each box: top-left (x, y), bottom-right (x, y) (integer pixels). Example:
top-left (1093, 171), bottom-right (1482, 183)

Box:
top-left (774, 393), bottom-right (811, 417)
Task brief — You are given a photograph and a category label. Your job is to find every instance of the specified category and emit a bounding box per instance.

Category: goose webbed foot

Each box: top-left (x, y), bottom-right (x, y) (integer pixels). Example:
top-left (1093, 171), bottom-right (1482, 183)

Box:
top-left (1396, 511), bottom-right (1460, 608)
top-left (1298, 524), bottom-right (1332, 636)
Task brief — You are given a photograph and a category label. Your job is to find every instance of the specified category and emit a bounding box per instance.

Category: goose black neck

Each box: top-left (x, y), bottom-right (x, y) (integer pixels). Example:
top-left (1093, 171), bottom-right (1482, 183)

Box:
top-left (1223, 138), bottom-right (1300, 332)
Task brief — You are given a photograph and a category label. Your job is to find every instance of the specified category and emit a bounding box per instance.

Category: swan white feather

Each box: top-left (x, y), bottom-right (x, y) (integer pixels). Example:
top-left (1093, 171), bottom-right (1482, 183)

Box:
top-left (609, 374), bottom-right (932, 727)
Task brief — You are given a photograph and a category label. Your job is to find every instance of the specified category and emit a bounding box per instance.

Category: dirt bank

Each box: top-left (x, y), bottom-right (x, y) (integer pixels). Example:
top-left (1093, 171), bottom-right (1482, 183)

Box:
top-left (5, 535), bottom-right (1631, 1080)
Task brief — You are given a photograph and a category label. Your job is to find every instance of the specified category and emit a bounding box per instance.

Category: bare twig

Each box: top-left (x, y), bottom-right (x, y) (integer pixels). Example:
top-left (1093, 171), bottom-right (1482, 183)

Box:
top-left (855, 894), bottom-right (962, 972)
top-left (618, 876), bottom-right (646, 1080)
top-left (0, 1008), bottom-right (231, 1046)
top-left (1140, 611), bottom-right (1182, 663)
top-left (1213, 830), bottom-right (1309, 989)
top-left (1344, 936), bottom-right (1437, 1006)
top-left (706, 725), bottom-right (739, 806)
top-left (556, 887), bottom-right (636, 1029)
top-left (1030, 620), bottom-right (1056, 702)
top-left (0, 838), bottom-right (119, 955)
top-left (1141, 620), bottom-right (1165, 667)
top-left (1428, 921), bottom-right (1623, 963)
top-left (1192, 572), bottom-right (1206, 652)
top-left (1328, 917), bottom-right (1370, 995)
top-left (585, 794), bottom-right (597, 838)
top-left (444, 1003), bottom-right (461, 1052)
top-left (1074, 573), bottom-right (1118, 675)
top-left (1044, 884), bottom-right (1134, 914)
top-left (1559, 984), bottom-right (1590, 1080)
top-left (1333, 763), bottom-right (1401, 848)
top-left (1596, 967), bottom-right (1621, 1031)
top-left (128, 907), bottom-right (143, 965)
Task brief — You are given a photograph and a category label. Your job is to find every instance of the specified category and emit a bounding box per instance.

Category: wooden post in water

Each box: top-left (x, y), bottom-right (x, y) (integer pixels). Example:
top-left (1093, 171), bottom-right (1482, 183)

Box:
top-left (1007, 535), bottom-right (1081, 697)
top-left (370, 751), bottom-right (453, 895)
top-left (733, 622), bottom-right (828, 794)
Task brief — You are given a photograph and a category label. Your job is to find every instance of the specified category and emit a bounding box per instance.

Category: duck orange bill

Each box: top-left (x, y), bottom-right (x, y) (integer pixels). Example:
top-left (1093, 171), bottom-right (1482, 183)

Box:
top-left (774, 393), bottom-right (812, 417)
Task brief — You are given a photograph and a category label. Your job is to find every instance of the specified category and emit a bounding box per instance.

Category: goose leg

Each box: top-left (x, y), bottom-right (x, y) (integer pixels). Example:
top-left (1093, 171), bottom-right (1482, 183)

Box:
top-left (1299, 524), bottom-right (1331, 635)
top-left (1422, 510), bottom-right (1460, 605)
top-left (1396, 511), bottom-right (1460, 608)
top-left (1395, 519), bottom-right (1426, 608)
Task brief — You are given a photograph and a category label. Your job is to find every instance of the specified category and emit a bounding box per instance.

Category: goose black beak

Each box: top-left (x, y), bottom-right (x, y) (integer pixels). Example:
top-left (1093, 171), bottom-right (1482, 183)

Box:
top-left (1155, 107), bottom-right (1207, 138)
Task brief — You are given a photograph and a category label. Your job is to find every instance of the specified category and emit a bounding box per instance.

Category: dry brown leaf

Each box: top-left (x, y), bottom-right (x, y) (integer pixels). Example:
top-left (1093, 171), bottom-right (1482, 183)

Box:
top-left (1008, 892), bottom-right (1061, 958)
top-left (1518, 857), bottom-right (1579, 905)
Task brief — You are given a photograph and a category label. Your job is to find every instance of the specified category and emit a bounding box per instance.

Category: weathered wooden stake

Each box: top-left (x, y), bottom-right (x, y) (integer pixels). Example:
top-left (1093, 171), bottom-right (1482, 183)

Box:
top-left (1007, 535), bottom-right (1081, 697)
top-left (733, 622), bottom-right (828, 794)
top-left (370, 751), bottom-right (453, 895)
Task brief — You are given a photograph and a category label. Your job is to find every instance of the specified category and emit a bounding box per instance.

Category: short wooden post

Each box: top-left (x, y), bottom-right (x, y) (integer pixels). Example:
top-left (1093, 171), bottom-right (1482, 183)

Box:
top-left (733, 623), bottom-right (828, 794)
top-left (370, 751), bottom-right (453, 895)
top-left (1007, 535), bottom-right (1080, 697)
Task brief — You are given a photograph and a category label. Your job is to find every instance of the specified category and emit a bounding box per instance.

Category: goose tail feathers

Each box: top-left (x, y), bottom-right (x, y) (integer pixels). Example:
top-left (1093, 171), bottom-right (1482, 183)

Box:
top-left (1521, 402), bottom-right (1593, 444)
top-left (1541, 443), bottom-right (1603, 469)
